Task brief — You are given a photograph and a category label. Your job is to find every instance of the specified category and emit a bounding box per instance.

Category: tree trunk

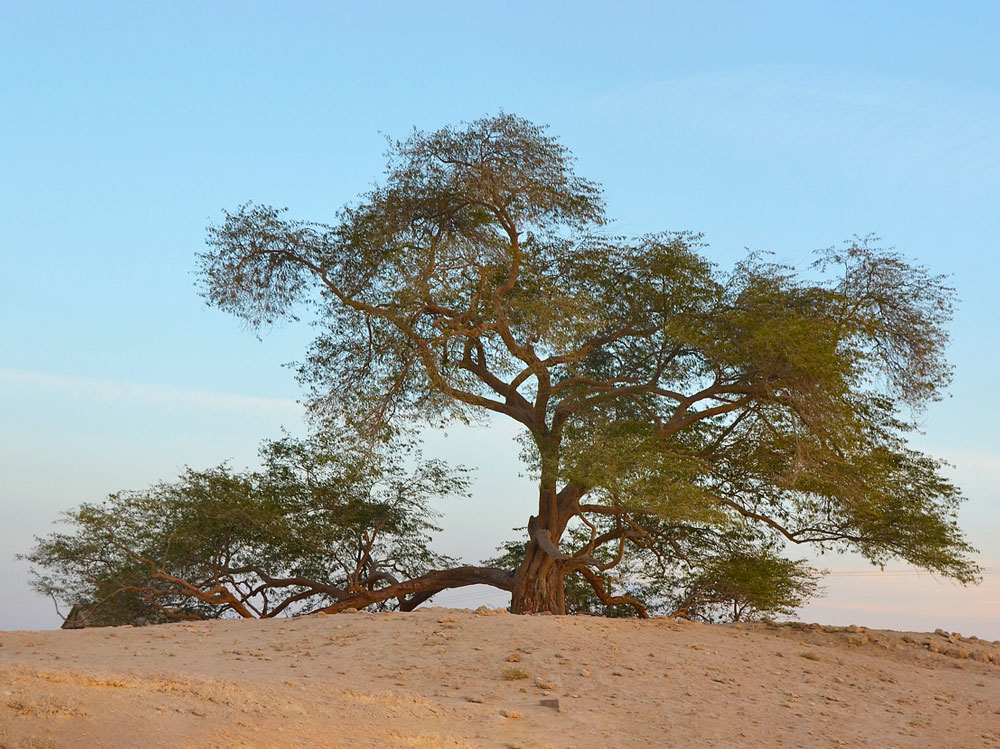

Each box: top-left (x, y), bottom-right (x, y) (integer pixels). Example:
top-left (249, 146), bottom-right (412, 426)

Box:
top-left (509, 437), bottom-right (580, 614)
top-left (511, 540), bottom-right (565, 614)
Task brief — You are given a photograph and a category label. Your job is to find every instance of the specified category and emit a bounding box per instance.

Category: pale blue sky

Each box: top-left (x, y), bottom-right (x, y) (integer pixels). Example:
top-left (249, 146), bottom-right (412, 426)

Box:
top-left (2, 2), bottom-right (997, 634)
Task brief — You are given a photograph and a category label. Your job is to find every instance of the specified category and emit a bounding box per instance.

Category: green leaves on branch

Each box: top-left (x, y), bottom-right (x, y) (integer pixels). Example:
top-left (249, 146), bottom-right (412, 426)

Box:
top-left (21, 433), bottom-right (468, 625)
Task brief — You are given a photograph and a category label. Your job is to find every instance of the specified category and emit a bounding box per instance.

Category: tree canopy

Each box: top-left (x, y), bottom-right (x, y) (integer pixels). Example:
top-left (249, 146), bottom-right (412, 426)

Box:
top-left (28, 113), bottom-right (978, 625)
top-left (194, 113), bottom-right (978, 616)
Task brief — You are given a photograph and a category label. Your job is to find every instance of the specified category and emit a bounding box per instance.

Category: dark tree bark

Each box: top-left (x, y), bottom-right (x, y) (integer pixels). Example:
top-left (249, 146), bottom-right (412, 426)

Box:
top-left (317, 566), bottom-right (514, 614)
top-left (511, 544), bottom-right (565, 614)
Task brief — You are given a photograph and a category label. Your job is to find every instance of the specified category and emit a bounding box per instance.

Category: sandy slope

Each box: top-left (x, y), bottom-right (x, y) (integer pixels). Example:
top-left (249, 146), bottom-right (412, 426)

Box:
top-left (1, 608), bottom-right (998, 748)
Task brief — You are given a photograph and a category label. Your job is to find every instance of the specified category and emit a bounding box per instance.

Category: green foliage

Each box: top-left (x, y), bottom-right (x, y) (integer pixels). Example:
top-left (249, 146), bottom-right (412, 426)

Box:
top-left (673, 546), bottom-right (821, 623)
top-left (21, 432), bottom-right (467, 625)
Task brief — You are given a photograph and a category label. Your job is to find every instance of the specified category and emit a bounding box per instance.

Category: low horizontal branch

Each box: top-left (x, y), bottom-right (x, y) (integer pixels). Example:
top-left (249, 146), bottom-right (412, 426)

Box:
top-left (316, 565), bottom-right (515, 614)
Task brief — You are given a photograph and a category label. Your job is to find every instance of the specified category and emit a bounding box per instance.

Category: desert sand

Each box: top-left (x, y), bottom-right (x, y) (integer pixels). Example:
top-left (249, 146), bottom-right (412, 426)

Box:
top-left (1, 607), bottom-right (998, 748)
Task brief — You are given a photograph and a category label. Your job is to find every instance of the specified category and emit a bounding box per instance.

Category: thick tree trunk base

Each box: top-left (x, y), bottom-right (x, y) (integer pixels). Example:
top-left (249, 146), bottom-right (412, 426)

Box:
top-left (511, 545), bottom-right (565, 614)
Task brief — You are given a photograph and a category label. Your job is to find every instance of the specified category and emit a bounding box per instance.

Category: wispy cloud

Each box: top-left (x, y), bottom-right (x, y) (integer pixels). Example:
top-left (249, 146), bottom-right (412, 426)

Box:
top-left (0, 367), bottom-right (303, 416)
top-left (804, 598), bottom-right (999, 618)
top-left (581, 69), bottom-right (1000, 185)
top-left (803, 568), bottom-right (999, 626)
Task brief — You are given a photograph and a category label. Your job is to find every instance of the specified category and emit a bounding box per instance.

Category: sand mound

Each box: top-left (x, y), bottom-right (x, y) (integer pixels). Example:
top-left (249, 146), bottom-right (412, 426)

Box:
top-left (1, 609), bottom-right (998, 747)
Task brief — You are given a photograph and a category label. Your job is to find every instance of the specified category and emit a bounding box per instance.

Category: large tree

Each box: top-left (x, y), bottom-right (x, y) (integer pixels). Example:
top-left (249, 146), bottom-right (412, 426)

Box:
top-left (198, 113), bottom-right (978, 616)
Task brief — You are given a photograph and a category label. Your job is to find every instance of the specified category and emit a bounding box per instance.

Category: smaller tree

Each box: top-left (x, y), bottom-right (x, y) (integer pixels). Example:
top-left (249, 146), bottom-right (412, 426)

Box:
top-left (21, 432), bottom-right (473, 626)
top-left (668, 542), bottom-right (821, 623)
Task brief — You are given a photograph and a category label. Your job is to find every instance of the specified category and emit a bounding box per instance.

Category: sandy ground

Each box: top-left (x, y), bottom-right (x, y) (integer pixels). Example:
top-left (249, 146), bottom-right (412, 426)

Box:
top-left (1, 608), bottom-right (998, 748)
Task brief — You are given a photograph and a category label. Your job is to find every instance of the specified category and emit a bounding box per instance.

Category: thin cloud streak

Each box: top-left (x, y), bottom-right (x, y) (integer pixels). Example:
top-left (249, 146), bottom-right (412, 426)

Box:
top-left (582, 70), bottom-right (1000, 184)
top-left (799, 566), bottom-right (1000, 638)
top-left (805, 598), bottom-right (998, 619)
top-left (0, 367), bottom-right (303, 416)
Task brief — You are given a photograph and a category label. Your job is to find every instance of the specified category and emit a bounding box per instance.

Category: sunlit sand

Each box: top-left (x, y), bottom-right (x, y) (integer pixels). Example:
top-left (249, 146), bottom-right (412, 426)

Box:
top-left (2, 608), bottom-right (998, 747)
